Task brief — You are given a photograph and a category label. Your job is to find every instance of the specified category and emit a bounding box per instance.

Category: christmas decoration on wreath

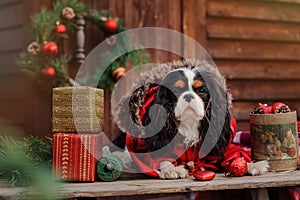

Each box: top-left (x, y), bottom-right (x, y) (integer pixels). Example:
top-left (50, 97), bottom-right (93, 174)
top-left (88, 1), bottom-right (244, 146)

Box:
top-left (18, 0), bottom-right (149, 90)
top-left (19, 0), bottom-right (85, 88)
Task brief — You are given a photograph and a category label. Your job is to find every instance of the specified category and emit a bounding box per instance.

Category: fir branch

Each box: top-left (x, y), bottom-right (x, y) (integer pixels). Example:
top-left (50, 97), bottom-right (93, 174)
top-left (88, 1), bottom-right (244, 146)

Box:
top-left (0, 136), bottom-right (53, 186)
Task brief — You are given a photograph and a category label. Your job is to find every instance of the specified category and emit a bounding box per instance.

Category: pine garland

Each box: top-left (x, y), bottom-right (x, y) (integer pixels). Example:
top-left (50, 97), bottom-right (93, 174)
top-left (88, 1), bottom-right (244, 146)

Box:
top-left (19, 0), bottom-right (150, 90)
top-left (0, 136), bottom-right (52, 186)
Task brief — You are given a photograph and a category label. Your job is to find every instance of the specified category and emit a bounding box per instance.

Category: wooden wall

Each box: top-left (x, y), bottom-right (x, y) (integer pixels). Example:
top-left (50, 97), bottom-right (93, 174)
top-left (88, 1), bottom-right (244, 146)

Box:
top-left (0, 0), bottom-right (52, 137)
top-left (1, 0), bottom-right (299, 138)
top-left (88, 0), bottom-right (300, 132)
top-left (0, 0), bottom-right (25, 136)
top-left (206, 0), bottom-right (300, 130)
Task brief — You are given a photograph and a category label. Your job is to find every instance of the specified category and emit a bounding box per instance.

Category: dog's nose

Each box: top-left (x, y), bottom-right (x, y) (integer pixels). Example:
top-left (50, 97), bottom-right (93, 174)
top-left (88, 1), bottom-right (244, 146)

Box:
top-left (183, 94), bottom-right (194, 103)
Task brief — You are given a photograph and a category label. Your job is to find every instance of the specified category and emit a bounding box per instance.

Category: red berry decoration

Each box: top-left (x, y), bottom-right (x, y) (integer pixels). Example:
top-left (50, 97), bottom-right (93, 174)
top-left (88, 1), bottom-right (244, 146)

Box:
top-left (228, 157), bottom-right (248, 177)
top-left (272, 102), bottom-right (291, 113)
top-left (43, 41), bottom-right (58, 56)
top-left (56, 24), bottom-right (66, 33)
top-left (260, 104), bottom-right (272, 114)
top-left (42, 66), bottom-right (56, 79)
top-left (193, 170), bottom-right (215, 181)
top-left (103, 18), bottom-right (118, 33)
top-left (112, 67), bottom-right (126, 81)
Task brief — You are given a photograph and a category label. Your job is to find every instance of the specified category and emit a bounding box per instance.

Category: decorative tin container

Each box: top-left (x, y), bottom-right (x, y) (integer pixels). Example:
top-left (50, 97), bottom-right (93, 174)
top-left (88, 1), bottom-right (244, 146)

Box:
top-left (52, 86), bottom-right (104, 133)
top-left (250, 111), bottom-right (298, 172)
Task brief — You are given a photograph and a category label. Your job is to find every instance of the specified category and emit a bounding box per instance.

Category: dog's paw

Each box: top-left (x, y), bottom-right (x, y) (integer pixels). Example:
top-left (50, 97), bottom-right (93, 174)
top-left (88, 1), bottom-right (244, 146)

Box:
top-left (159, 161), bottom-right (188, 179)
top-left (247, 160), bottom-right (269, 176)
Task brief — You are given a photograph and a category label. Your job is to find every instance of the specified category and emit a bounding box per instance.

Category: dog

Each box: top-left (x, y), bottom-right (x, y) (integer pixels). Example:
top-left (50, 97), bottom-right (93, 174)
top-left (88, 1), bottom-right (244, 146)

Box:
top-left (106, 59), bottom-right (268, 179)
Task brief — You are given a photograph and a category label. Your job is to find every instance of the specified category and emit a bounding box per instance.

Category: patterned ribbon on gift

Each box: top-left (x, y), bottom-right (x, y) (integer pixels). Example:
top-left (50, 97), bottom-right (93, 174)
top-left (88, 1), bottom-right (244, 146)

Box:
top-left (97, 155), bottom-right (123, 181)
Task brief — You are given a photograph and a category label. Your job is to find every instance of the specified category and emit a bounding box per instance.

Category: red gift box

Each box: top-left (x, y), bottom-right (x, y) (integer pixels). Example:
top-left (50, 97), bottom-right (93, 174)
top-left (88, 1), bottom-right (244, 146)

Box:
top-left (52, 133), bottom-right (101, 181)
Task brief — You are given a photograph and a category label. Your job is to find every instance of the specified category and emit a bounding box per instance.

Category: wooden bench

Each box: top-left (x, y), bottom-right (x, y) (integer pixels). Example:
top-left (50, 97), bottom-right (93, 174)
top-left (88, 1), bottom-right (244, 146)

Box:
top-left (1, 170), bottom-right (300, 199)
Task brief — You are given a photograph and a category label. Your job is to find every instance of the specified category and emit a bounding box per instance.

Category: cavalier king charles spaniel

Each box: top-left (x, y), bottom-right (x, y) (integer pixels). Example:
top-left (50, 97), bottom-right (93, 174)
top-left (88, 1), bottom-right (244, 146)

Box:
top-left (104, 59), bottom-right (268, 179)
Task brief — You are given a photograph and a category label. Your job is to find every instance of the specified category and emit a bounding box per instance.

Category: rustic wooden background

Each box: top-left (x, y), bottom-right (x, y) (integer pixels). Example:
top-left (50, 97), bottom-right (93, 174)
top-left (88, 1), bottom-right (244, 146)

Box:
top-left (0, 0), bottom-right (300, 138)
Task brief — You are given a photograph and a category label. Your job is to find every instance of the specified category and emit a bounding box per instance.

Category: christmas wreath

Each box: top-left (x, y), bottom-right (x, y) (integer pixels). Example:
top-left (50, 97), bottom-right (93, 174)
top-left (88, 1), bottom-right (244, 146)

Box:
top-left (19, 0), bottom-right (149, 90)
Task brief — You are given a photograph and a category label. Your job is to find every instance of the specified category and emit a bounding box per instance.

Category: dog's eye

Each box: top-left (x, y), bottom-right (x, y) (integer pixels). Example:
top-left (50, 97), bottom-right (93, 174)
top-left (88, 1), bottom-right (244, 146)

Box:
top-left (195, 86), bottom-right (205, 93)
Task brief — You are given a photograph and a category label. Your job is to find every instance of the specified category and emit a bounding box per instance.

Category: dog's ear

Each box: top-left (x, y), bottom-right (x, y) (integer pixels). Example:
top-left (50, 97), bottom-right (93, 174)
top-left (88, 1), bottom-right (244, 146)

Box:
top-left (196, 69), bottom-right (233, 158)
top-left (216, 108), bottom-right (232, 155)
top-left (199, 104), bottom-right (232, 158)
top-left (143, 85), bottom-right (178, 152)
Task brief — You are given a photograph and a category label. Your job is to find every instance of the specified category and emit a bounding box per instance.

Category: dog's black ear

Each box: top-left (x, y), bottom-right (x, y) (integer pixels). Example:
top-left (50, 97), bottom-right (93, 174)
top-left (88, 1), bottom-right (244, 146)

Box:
top-left (196, 69), bottom-right (233, 158)
top-left (199, 105), bottom-right (232, 158)
top-left (215, 108), bottom-right (232, 156)
top-left (142, 85), bottom-right (178, 153)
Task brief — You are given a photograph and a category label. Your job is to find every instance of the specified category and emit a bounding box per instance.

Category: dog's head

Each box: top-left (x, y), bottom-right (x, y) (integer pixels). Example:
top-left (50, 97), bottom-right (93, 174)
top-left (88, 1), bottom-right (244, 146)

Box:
top-left (115, 59), bottom-right (232, 157)
top-left (142, 67), bottom-right (232, 157)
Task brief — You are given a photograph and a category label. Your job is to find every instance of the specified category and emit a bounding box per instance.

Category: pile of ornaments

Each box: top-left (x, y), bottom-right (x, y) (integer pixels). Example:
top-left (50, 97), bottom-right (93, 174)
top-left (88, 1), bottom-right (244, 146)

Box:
top-left (250, 102), bottom-right (291, 114)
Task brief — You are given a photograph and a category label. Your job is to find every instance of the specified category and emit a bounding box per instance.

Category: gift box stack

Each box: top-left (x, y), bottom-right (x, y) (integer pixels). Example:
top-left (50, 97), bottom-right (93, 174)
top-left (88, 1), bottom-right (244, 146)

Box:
top-left (52, 86), bottom-right (104, 182)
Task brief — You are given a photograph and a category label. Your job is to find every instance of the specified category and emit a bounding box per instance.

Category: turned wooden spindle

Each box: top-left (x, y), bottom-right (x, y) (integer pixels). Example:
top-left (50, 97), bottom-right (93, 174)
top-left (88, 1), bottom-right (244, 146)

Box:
top-left (76, 16), bottom-right (85, 64)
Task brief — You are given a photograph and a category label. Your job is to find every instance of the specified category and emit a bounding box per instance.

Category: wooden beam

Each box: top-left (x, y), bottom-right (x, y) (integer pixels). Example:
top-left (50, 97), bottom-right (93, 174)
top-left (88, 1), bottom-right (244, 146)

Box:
top-left (0, 74), bottom-right (25, 101)
top-left (227, 80), bottom-right (300, 100)
top-left (0, 100), bottom-right (24, 124)
top-left (183, 0), bottom-right (207, 58)
top-left (0, 51), bottom-right (22, 75)
top-left (208, 40), bottom-right (300, 60)
top-left (216, 60), bottom-right (300, 80)
top-left (207, 18), bottom-right (300, 42)
top-left (0, 2), bottom-right (22, 29)
top-left (207, 0), bottom-right (300, 23)
top-left (0, 28), bottom-right (23, 52)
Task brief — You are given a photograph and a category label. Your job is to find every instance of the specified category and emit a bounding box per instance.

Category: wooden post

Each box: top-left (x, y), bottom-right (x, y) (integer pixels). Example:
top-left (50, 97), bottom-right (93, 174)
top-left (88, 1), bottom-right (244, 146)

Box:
top-left (76, 16), bottom-right (85, 64)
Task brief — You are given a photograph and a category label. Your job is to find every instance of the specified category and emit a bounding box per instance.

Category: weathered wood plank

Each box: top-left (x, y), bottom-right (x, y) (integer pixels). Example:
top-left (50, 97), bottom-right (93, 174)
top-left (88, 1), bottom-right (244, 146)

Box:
top-left (207, 18), bottom-right (300, 42)
top-left (0, 100), bottom-right (24, 124)
top-left (0, 74), bottom-right (25, 101)
top-left (227, 80), bottom-right (300, 100)
top-left (216, 60), bottom-right (300, 80)
top-left (183, 0), bottom-right (207, 58)
top-left (236, 121), bottom-right (250, 132)
top-left (0, 123), bottom-right (25, 137)
top-left (0, 3), bottom-right (22, 29)
top-left (264, 0), bottom-right (300, 4)
top-left (0, 51), bottom-right (21, 75)
top-left (208, 40), bottom-right (300, 60)
top-left (0, 0), bottom-right (20, 7)
top-left (232, 101), bottom-right (300, 121)
top-left (207, 0), bottom-right (300, 23)
top-left (2, 171), bottom-right (300, 199)
top-left (0, 27), bottom-right (23, 52)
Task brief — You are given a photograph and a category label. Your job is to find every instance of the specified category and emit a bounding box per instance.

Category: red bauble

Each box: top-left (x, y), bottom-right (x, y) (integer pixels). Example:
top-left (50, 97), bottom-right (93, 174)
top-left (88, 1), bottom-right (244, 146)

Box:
top-left (43, 41), bottom-right (58, 56)
top-left (43, 66), bottom-right (56, 79)
top-left (56, 24), bottom-right (66, 33)
top-left (228, 157), bottom-right (248, 177)
top-left (194, 171), bottom-right (215, 181)
top-left (112, 67), bottom-right (126, 81)
top-left (103, 19), bottom-right (118, 33)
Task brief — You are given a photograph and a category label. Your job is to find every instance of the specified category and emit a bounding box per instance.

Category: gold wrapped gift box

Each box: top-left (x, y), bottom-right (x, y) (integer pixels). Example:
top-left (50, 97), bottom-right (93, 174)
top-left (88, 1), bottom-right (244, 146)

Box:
top-left (52, 86), bottom-right (104, 133)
